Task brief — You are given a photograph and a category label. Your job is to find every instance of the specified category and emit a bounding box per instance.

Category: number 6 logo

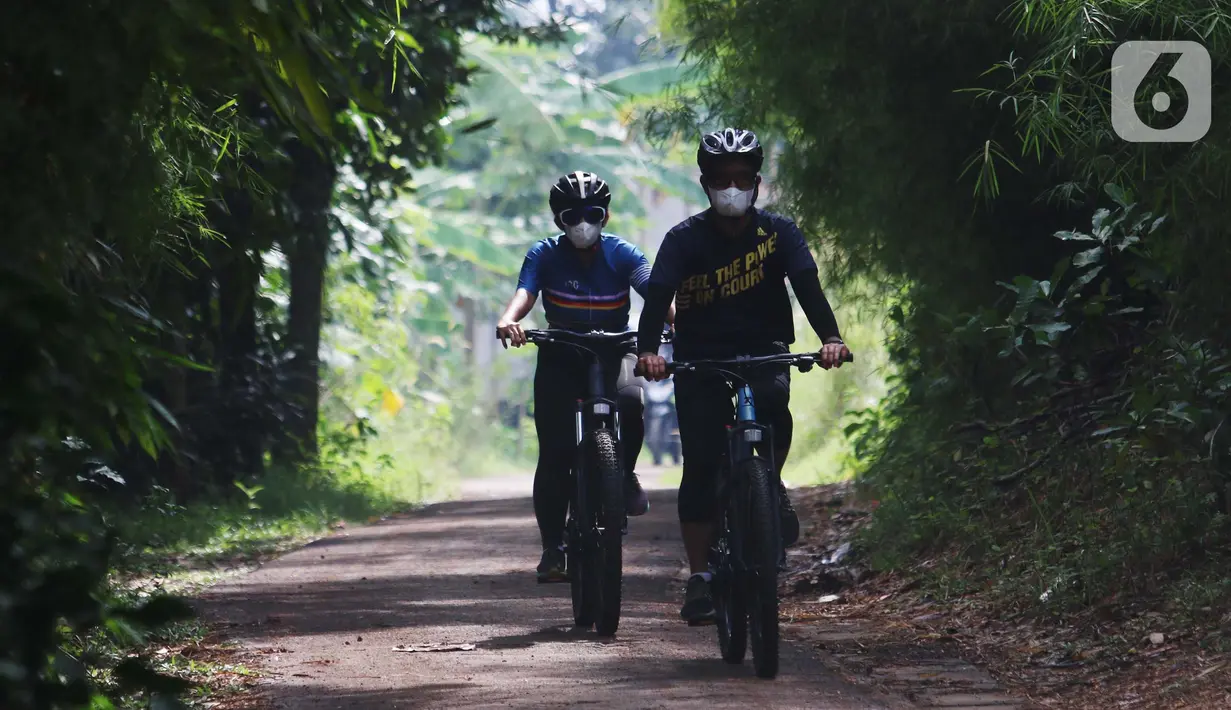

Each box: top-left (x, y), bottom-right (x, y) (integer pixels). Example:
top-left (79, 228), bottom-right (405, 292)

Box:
top-left (1111, 40), bottom-right (1211, 143)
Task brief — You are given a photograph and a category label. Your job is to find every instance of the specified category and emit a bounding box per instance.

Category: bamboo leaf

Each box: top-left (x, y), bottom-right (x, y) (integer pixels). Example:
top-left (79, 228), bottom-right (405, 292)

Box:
top-left (596, 59), bottom-right (694, 97)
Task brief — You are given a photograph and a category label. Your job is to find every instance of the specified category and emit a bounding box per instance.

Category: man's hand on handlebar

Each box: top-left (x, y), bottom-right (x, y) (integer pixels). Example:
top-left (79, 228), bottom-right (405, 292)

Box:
top-left (636, 352), bottom-right (669, 381)
top-left (818, 340), bottom-right (852, 369)
top-left (496, 320), bottom-right (527, 349)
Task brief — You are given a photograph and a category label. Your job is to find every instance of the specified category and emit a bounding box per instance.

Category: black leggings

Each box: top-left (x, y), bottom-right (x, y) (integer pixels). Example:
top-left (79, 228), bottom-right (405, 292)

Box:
top-left (674, 366), bottom-right (792, 524)
top-left (533, 344), bottom-right (644, 549)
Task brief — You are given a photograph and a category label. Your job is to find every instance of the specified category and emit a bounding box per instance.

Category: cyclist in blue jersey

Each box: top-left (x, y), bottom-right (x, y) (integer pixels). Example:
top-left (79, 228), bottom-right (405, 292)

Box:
top-left (496, 171), bottom-right (675, 583)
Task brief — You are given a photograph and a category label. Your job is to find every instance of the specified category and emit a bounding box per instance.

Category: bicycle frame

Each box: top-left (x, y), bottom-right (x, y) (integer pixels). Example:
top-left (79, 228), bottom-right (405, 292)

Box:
top-left (668, 350), bottom-right (853, 572)
top-left (574, 351), bottom-right (621, 446)
top-left (524, 328), bottom-right (674, 539)
top-left (573, 351), bottom-right (621, 541)
top-left (527, 327), bottom-right (675, 474)
top-left (664, 347), bottom-right (852, 675)
top-left (525, 329), bottom-right (636, 503)
top-left (521, 327), bottom-right (659, 634)
top-left (723, 378), bottom-right (780, 576)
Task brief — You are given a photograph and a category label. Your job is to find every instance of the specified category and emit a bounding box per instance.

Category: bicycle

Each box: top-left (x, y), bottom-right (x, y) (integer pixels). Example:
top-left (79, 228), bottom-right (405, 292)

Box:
top-left (522, 328), bottom-right (667, 636)
top-left (665, 348), bottom-right (853, 678)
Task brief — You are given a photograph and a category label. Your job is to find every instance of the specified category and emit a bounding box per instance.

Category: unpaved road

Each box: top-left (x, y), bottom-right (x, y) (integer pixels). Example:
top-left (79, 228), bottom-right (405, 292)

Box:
top-left (198, 470), bottom-right (905, 709)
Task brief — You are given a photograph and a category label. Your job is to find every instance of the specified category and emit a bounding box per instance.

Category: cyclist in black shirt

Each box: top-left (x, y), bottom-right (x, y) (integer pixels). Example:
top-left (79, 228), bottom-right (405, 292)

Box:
top-left (635, 128), bottom-right (852, 624)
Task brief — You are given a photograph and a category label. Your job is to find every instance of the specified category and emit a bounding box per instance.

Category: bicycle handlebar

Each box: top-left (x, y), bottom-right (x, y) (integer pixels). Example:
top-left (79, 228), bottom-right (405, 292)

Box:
top-left (525, 329), bottom-right (632, 345)
top-left (665, 349), bottom-right (853, 375)
top-left (517, 329), bottom-right (674, 362)
top-left (523, 328), bottom-right (673, 345)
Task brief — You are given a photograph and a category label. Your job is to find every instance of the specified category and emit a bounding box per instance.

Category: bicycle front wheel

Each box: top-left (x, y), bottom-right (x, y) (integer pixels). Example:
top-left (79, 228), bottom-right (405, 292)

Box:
top-left (743, 457), bottom-right (780, 679)
top-left (713, 529), bottom-right (747, 664)
top-left (587, 428), bottom-right (625, 637)
top-left (566, 519), bottom-right (592, 629)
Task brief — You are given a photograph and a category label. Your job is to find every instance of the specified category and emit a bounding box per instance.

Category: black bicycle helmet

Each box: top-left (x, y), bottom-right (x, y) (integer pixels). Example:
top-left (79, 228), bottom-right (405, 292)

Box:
top-left (697, 127), bottom-right (764, 173)
top-left (548, 171), bottom-right (612, 214)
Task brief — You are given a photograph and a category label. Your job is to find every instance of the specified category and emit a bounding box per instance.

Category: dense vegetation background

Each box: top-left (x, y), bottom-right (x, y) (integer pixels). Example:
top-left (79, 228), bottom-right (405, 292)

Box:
top-left (3, 0), bottom-right (885, 704)
top-left (660, 0), bottom-right (1231, 626)
top-left (16, 0), bottom-right (1231, 707)
top-left (0, 1), bottom-right (712, 706)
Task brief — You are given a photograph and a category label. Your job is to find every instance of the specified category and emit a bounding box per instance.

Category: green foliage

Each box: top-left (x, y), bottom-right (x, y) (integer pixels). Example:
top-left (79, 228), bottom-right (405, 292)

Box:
top-left (406, 29), bottom-right (696, 302)
top-left (667, 0), bottom-right (1231, 614)
top-left (659, 0), bottom-right (1067, 296)
top-left (783, 279), bottom-right (894, 486)
top-left (0, 487), bottom-right (201, 710)
top-left (351, 1), bottom-right (701, 459)
top-left (114, 461), bottom-right (404, 582)
top-left (847, 188), bottom-right (1231, 608)
top-left (1, 0), bottom-right (536, 705)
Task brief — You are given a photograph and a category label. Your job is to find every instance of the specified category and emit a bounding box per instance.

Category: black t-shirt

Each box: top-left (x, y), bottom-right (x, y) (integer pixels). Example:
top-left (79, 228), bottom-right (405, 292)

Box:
top-left (648, 208), bottom-right (818, 358)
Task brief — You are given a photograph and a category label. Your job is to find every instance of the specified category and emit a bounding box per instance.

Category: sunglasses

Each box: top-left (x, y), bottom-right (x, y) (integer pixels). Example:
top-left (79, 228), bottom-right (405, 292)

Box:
top-left (702, 174), bottom-right (757, 191)
top-left (558, 205), bottom-right (607, 226)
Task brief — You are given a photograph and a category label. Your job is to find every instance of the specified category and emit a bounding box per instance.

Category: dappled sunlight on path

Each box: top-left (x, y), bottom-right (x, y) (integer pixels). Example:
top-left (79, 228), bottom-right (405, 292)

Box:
top-left (198, 481), bottom-right (901, 709)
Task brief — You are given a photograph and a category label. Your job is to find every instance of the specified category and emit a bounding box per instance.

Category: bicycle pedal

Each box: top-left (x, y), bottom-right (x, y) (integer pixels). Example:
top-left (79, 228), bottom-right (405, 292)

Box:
top-left (687, 617), bottom-right (717, 627)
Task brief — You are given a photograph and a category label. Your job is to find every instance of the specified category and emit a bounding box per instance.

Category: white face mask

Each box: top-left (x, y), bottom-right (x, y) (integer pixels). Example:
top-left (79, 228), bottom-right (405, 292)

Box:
top-left (564, 222), bottom-right (601, 249)
top-left (708, 186), bottom-right (754, 217)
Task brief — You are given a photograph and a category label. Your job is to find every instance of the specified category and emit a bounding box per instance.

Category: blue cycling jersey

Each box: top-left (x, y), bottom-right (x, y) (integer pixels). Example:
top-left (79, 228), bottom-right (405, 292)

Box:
top-left (516, 234), bottom-right (651, 331)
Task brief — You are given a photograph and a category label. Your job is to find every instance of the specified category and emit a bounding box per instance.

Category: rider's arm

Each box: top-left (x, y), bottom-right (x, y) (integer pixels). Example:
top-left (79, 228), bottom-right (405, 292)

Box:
top-left (498, 288), bottom-right (537, 326)
top-left (623, 241), bottom-right (658, 310)
top-left (636, 230), bottom-right (686, 354)
top-left (637, 282), bottom-right (675, 355)
top-left (500, 240), bottom-right (545, 326)
top-left (790, 270), bottom-right (843, 344)
top-left (780, 219), bottom-right (843, 344)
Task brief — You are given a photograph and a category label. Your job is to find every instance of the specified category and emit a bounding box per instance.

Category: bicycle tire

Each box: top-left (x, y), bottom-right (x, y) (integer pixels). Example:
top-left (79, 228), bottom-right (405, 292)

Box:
top-left (743, 457), bottom-right (780, 679)
top-left (588, 428), bottom-right (625, 636)
top-left (566, 520), bottom-right (592, 628)
top-left (713, 517), bottom-right (747, 663)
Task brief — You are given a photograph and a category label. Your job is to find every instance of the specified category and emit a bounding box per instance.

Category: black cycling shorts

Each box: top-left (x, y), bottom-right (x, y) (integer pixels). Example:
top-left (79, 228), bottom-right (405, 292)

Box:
top-left (673, 362), bottom-right (792, 524)
top-left (530, 343), bottom-right (645, 548)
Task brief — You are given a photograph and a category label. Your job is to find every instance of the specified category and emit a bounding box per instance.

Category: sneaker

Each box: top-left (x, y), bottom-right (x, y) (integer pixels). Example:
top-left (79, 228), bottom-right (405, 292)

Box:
top-left (779, 482), bottom-right (800, 548)
top-left (680, 574), bottom-right (716, 625)
top-left (625, 471), bottom-right (649, 517)
top-left (536, 548), bottom-right (568, 583)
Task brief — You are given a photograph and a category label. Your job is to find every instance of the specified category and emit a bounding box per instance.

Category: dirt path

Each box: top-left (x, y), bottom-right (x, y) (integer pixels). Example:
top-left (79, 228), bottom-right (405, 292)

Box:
top-left (198, 469), bottom-right (906, 709)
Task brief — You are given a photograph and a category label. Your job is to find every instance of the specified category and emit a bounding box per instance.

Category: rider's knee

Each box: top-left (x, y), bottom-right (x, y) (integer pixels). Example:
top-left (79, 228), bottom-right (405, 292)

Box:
top-left (754, 380), bottom-right (790, 413)
top-left (615, 353), bottom-right (646, 403)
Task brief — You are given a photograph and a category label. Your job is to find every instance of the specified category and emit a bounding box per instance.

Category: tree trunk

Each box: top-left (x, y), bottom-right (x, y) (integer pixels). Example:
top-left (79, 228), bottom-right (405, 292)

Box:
top-left (215, 239), bottom-right (263, 480)
top-left (154, 261), bottom-right (196, 498)
top-left (275, 139), bottom-right (336, 465)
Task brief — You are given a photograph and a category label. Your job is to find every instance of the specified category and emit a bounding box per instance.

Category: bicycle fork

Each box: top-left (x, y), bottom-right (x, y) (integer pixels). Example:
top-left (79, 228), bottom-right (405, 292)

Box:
top-left (573, 359), bottom-right (627, 539)
top-left (726, 384), bottom-right (782, 574)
